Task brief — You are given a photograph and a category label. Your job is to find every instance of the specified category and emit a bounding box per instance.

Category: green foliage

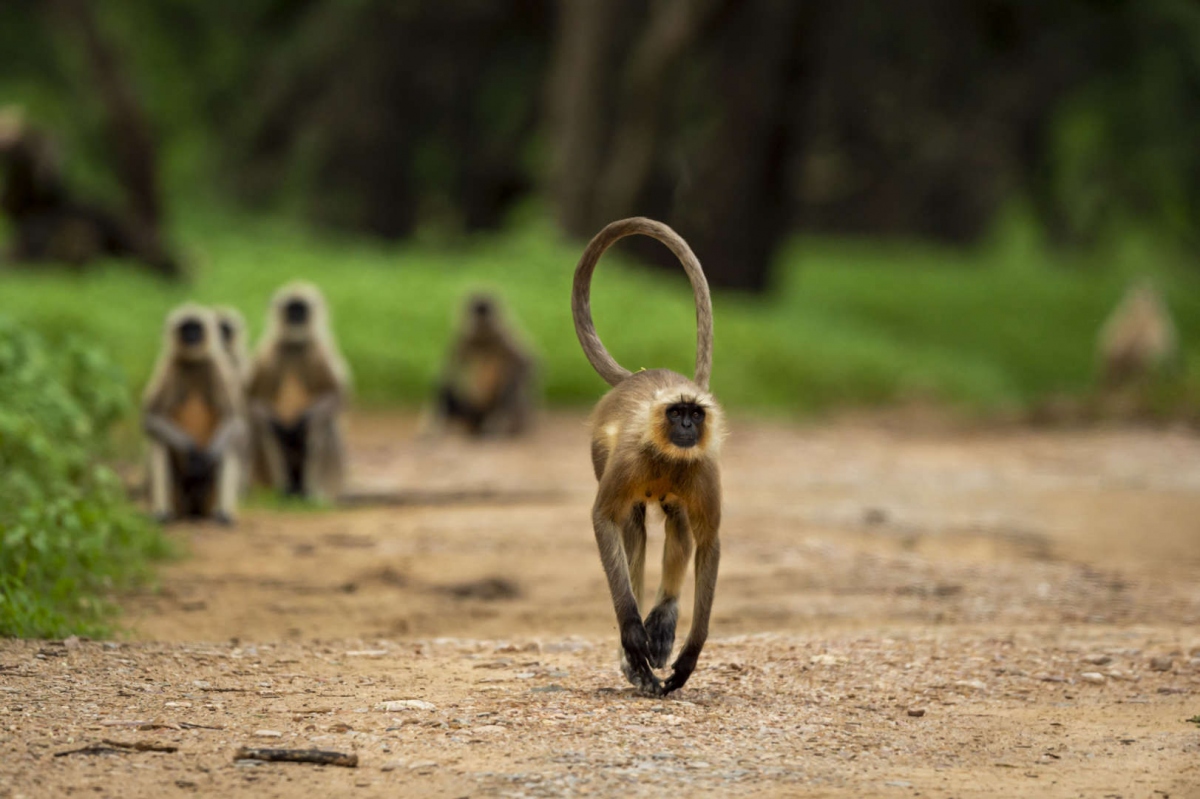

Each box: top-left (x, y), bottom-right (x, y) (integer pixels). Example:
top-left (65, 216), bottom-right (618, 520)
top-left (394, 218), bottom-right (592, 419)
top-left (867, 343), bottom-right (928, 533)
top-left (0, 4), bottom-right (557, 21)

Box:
top-left (0, 208), bottom-right (1196, 417)
top-left (0, 319), bottom-right (169, 638)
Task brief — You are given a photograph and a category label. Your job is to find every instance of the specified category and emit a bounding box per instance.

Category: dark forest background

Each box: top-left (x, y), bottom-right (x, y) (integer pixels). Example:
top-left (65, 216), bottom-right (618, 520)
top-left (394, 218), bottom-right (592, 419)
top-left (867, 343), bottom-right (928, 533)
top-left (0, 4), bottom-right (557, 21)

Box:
top-left (2, 0), bottom-right (1199, 291)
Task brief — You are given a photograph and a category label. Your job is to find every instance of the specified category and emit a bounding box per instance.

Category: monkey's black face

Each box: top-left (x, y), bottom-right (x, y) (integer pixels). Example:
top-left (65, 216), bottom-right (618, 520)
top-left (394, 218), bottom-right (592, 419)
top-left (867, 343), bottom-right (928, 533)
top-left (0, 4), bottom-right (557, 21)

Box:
top-left (284, 298), bottom-right (310, 326)
top-left (470, 297), bottom-right (494, 320)
top-left (665, 402), bottom-right (706, 448)
top-left (177, 318), bottom-right (205, 347)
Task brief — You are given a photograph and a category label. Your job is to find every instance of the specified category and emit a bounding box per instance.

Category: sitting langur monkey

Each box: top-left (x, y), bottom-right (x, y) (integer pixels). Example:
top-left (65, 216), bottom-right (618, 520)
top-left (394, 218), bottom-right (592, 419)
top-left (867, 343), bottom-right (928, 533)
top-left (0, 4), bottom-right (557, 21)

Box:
top-left (247, 282), bottom-right (349, 501)
top-left (430, 292), bottom-right (537, 437)
top-left (1097, 279), bottom-right (1179, 388)
top-left (573, 217), bottom-right (725, 696)
top-left (142, 304), bottom-right (244, 524)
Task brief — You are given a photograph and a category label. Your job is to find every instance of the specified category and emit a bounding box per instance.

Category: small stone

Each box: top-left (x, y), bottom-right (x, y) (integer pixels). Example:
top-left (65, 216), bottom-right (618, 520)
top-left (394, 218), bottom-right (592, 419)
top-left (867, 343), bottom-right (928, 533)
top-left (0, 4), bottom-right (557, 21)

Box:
top-left (953, 679), bottom-right (987, 692)
top-left (1083, 654), bottom-right (1112, 666)
top-left (376, 700), bottom-right (436, 712)
top-left (472, 724), bottom-right (505, 734)
top-left (1149, 656), bottom-right (1173, 672)
top-left (907, 708), bottom-right (926, 717)
top-left (408, 761), bottom-right (438, 770)
top-left (884, 780), bottom-right (913, 788)
top-left (192, 680), bottom-right (212, 689)
top-left (380, 759), bottom-right (405, 772)
top-left (1080, 672), bottom-right (1105, 684)
top-left (253, 729), bottom-right (282, 738)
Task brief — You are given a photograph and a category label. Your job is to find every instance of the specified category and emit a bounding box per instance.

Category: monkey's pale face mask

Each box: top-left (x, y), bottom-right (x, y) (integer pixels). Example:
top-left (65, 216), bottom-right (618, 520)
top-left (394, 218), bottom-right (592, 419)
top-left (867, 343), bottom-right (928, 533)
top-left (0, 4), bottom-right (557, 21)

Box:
top-left (665, 402), bottom-right (706, 449)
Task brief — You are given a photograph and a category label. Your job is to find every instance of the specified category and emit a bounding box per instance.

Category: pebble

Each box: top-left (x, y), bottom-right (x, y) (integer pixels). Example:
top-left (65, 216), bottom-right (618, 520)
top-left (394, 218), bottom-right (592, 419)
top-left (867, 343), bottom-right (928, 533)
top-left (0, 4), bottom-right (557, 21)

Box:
top-left (380, 759), bottom-right (405, 772)
top-left (953, 679), bottom-right (987, 692)
top-left (1083, 654), bottom-right (1112, 666)
top-left (376, 700), bottom-right (436, 712)
top-left (1149, 656), bottom-right (1173, 672)
top-left (472, 725), bottom-right (506, 734)
top-left (1080, 672), bottom-right (1105, 684)
top-left (906, 708), bottom-right (926, 717)
top-left (408, 761), bottom-right (438, 770)
top-left (884, 780), bottom-right (913, 788)
top-left (253, 729), bottom-right (283, 738)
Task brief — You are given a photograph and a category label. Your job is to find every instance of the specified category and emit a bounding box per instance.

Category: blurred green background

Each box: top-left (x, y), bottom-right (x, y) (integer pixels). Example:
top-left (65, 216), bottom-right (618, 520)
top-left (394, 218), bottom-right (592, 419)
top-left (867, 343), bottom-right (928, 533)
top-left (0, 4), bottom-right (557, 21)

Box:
top-left (2, 0), bottom-right (1198, 415)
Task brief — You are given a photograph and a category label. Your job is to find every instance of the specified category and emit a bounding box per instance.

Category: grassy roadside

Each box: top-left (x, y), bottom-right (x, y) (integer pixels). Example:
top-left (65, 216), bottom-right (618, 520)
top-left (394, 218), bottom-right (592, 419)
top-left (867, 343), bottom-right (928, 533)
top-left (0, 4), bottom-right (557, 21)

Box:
top-left (0, 319), bottom-right (170, 638)
top-left (1, 209), bottom-right (1197, 415)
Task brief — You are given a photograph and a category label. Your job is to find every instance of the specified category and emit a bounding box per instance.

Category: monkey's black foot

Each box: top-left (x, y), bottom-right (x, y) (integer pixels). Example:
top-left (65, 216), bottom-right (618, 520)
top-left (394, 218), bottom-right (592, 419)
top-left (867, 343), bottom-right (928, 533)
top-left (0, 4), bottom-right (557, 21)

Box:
top-left (211, 511), bottom-right (235, 527)
top-left (663, 648), bottom-right (700, 695)
top-left (619, 621), bottom-right (663, 696)
top-left (643, 601), bottom-right (678, 669)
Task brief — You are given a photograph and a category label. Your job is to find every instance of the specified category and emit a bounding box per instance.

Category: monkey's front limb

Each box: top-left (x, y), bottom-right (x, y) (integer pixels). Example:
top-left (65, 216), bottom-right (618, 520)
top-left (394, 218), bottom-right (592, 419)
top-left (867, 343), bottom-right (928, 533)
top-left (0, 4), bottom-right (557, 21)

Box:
top-left (593, 501), bottom-right (662, 695)
top-left (664, 535), bottom-right (720, 695)
top-left (645, 503), bottom-right (694, 669)
top-left (206, 416), bottom-right (245, 459)
top-left (301, 391), bottom-right (341, 426)
top-left (143, 412), bottom-right (197, 453)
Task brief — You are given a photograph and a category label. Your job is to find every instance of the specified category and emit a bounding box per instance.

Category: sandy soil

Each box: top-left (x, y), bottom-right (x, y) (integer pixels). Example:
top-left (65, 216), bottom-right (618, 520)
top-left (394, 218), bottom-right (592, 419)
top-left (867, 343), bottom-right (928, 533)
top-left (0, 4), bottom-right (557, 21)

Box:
top-left (3, 411), bottom-right (1200, 798)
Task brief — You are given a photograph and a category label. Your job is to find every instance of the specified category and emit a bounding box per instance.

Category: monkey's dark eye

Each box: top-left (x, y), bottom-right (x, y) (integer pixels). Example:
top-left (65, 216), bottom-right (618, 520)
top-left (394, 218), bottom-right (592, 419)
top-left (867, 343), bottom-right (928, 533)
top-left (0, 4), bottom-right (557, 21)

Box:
top-left (219, 321), bottom-right (234, 342)
top-left (668, 408), bottom-right (681, 420)
top-left (691, 409), bottom-right (705, 423)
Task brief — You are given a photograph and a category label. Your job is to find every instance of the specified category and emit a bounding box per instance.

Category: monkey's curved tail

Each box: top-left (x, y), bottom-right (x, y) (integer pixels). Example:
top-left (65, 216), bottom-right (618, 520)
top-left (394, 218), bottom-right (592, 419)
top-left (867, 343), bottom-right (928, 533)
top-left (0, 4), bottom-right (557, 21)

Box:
top-left (572, 217), bottom-right (713, 390)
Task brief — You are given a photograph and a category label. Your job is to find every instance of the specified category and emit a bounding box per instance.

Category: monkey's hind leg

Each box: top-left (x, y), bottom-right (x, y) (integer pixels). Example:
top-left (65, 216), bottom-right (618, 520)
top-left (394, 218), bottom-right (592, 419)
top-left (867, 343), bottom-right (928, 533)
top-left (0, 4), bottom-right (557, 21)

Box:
top-left (147, 442), bottom-right (175, 523)
top-left (645, 503), bottom-right (693, 668)
top-left (211, 451), bottom-right (240, 526)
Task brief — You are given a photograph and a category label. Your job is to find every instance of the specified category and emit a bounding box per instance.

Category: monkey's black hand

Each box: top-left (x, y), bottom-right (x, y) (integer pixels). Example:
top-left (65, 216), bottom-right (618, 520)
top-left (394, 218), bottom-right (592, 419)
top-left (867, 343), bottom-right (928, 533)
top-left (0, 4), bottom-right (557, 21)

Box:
top-left (619, 620), bottom-right (663, 696)
top-left (643, 600), bottom-right (678, 669)
top-left (663, 648), bottom-right (700, 695)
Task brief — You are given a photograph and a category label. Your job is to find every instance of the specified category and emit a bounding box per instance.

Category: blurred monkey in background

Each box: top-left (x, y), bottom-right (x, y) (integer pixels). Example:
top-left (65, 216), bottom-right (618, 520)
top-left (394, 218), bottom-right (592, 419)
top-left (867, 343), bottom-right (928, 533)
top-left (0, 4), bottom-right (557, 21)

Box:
top-left (247, 282), bottom-right (349, 501)
top-left (142, 304), bottom-right (244, 524)
top-left (425, 292), bottom-right (537, 437)
top-left (1098, 280), bottom-right (1179, 388)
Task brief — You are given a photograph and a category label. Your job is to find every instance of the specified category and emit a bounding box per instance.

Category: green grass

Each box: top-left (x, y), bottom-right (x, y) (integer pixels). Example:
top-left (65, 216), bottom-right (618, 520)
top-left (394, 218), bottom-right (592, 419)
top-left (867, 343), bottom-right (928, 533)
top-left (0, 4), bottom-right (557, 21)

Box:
top-left (1, 207), bottom-right (1197, 415)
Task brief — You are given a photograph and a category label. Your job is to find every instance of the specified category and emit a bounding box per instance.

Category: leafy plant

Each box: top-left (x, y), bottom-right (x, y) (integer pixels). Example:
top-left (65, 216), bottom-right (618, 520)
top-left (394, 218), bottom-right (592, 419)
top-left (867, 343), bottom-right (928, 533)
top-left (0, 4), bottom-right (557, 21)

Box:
top-left (0, 318), bottom-right (169, 638)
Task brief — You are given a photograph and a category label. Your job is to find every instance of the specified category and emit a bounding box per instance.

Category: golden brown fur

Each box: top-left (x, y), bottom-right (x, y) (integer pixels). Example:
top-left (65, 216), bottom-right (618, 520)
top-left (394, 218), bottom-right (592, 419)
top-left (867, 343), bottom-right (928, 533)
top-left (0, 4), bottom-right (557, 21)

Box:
top-left (573, 217), bottom-right (725, 696)
top-left (142, 303), bottom-right (244, 523)
top-left (246, 282), bottom-right (350, 502)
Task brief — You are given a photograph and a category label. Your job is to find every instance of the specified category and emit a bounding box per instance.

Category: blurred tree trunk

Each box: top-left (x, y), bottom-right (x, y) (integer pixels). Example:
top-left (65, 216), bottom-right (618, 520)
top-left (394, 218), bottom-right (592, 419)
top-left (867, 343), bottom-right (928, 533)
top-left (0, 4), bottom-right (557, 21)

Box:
top-left (594, 0), bottom-right (725, 223)
top-left (672, 0), bottom-right (814, 292)
top-left (545, 0), bottom-right (628, 237)
top-left (48, 0), bottom-right (179, 277)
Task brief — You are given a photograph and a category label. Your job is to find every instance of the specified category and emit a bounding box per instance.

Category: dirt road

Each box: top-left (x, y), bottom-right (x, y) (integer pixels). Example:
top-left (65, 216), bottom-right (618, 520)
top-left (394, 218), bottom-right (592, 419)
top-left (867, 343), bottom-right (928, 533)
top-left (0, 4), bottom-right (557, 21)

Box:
top-left (3, 412), bottom-right (1200, 797)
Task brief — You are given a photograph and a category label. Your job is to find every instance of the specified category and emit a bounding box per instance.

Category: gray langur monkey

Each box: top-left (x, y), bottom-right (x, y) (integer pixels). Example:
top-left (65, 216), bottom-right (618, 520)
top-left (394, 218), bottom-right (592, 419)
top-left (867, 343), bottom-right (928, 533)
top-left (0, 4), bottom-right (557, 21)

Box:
top-left (142, 304), bottom-right (245, 524)
top-left (1097, 280), bottom-right (1179, 388)
top-left (246, 282), bottom-right (350, 502)
top-left (427, 292), bottom-right (537, 437)
top-left (572, 217), bottom-right (726, 696)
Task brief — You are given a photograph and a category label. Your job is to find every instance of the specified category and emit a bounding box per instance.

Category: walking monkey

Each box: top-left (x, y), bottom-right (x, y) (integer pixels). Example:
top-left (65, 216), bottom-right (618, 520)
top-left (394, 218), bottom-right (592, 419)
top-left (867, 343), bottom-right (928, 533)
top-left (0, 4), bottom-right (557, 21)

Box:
top-left (142, 304), bottom-right (244, 523)
top-left (246, 282), bottom-right (349, 502)
top-left (573, 217), bottom-right (725, 695)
